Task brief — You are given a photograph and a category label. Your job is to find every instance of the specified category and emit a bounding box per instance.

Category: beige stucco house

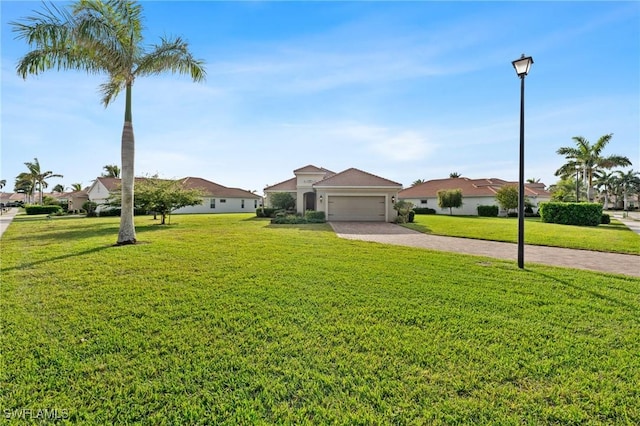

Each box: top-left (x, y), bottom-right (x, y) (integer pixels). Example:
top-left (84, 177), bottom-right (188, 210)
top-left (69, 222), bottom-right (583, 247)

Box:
top-left (86, 176), bottom-right (260, 214)
top-left (264, 165), bottom-right (403, 222)
top-left (398, 177), bottom-right (552, 216)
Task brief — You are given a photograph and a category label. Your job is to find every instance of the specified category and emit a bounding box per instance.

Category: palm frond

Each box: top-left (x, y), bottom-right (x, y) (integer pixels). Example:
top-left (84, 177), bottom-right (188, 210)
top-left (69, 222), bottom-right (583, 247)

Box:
top-left (135, 36), bottom-right (206, 82)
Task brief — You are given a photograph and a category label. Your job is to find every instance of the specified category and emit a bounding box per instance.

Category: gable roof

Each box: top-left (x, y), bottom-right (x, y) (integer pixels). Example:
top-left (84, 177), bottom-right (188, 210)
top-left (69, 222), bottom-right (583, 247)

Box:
top-left (399, 177), bottom-right (551, 198)
top-left (313, 168), bottom-right (402, 188)
top-left (264, 177), bottom-right (297, 191)
top-left (293, 165), bottom-right (335, 175)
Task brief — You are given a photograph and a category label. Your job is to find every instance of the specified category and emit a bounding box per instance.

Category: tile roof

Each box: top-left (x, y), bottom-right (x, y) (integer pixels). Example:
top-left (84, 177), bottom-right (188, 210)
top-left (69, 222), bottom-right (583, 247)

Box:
top-left (293, 164), bottom-right (334, 174)
top-left (313, 168), bottom-right (403, 188)
top-left (264, 177), bottom-right (297, 191)
top-left (95, 177), bottom-right (258, 198)
top-left (399, 177), bottom-right (551, 198)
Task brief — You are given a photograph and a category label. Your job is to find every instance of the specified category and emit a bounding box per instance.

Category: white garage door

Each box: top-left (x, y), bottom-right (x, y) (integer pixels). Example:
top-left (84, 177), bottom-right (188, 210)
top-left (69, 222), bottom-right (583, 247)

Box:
top-left (328, 196), bottom-right (386, 221)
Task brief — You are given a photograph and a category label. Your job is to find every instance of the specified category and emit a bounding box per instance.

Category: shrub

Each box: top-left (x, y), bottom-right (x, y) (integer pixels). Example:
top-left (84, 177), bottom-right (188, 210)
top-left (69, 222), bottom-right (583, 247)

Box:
top-left (477, 205), bottom-right (499, 217)
top-left (98, 208), bottom-right (147, 217)
top-left (538, 202), bottom-right (603, 226)
top-left (24, 204), bottom-right (62, 215)
top-left (408, 211), bottom-right (415, 223)
top-left (269, 192), bottom-right (296, 211)
top-left (304, 210), bottom-right (326, 223)
top-left (507, 212), bottom-right (518, 218)
top-left (601, 213), bottom-right (611, 224)
top-left (83, 201), bottom-right (98, 217)
top-left (256, 208), bottom-right (278, 218)
top-left (414, 208), bottom-right (436, 215)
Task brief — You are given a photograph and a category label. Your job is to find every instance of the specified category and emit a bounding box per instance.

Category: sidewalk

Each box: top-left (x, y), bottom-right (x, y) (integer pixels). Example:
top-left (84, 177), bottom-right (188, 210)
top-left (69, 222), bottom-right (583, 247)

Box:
top-left (0, 208), bottom-right (18, 238)
top-left (330, 222), bottom-right (640, 277)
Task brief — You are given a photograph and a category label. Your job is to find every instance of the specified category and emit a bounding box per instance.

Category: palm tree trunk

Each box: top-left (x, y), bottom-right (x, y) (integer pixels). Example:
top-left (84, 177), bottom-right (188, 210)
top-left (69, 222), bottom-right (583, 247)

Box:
top-left (117, 83), bottom-right (137, 245)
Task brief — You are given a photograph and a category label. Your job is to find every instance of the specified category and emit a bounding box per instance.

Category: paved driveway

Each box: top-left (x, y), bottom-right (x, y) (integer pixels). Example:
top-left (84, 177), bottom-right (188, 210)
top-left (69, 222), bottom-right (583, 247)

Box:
top-left (329, 222), bottom-right (640, 277)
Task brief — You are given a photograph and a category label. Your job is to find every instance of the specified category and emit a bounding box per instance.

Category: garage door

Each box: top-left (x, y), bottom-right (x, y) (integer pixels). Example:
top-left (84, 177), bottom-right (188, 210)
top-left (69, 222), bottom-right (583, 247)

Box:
top-left (328, 196), bottom-right (386, 221)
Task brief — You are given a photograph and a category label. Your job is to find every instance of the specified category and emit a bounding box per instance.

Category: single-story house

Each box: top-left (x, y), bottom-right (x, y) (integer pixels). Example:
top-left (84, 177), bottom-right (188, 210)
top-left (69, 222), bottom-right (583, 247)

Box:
top-left (86, 176), bottom-right (260, 214)
top-left (264, 165), bottom-right (403, 222)
top-left (398, 177), bottom-right (552, 216)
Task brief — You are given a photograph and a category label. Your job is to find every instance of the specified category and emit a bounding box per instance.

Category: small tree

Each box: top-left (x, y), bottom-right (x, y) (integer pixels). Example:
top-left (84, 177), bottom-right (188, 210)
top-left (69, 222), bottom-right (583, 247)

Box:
top-left (495, 185), bottom-right (519, 214)
top-left (269, 192), bottom-right (296, 211)
top-left (437, 189), bottom-right (463, 215)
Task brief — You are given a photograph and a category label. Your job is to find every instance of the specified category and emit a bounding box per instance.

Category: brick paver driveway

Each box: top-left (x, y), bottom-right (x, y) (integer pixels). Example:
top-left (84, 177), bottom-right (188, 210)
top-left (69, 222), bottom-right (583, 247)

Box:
top-left (330, 222), bottom-right (640, 277)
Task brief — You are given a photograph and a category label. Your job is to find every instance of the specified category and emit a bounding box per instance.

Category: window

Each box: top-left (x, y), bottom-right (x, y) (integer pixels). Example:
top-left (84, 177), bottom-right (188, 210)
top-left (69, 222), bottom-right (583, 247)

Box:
top-left (220, 199), bottom-right (226, 203)
top-left (254, 199), bottom-right (258, 208)
top-left (241, 200), bottom-right (245, 209)
top-left (421, 200), bottom-right (428, 205)
top-left (210, 198), bottom-right (215, 209)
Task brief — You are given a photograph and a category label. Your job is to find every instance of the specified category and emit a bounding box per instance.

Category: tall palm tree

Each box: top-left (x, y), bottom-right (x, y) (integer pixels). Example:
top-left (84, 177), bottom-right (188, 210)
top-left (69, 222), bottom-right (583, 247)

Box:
top-left (53, 184), bottom-right (65, 193)
top-left (70, 183), bottom-right (83, 192)
top-left (12, 0), bottom-right (206, 245)
top-left (23, 158), bottom-right (63, 205)
top-left (555, 134), bottom-right (632, 202)
top-left (15, 173), bottom-right (35, 203)
top-left (102, 164), bottom-right (121, 178)
top-left (616, 169), bottom-right (640, 211)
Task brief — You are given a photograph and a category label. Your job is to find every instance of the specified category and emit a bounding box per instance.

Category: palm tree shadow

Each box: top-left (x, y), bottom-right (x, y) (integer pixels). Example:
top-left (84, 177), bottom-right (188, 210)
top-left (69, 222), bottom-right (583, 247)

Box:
top-left (1, 244), bottom-right (113, 273)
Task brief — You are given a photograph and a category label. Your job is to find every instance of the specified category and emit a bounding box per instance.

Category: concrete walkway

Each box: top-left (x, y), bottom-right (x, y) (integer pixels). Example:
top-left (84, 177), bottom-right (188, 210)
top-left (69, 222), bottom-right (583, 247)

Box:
top-left (330, 222), bottom-right (640, 277)
top-left (0, 208), bottom-right (18, 239)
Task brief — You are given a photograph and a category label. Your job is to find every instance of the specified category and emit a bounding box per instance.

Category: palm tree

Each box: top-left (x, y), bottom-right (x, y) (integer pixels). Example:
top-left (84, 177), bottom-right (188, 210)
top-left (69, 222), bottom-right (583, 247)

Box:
top-left (53, 184), bottom-right (65, 193)
top-left (70, 183), bottom-right (83, 192)
top-left (555, 134), bottom-right (632, 202)
top-left (15, 173), bottom-right (35, 203)
top-left (23, 158), bottom-right (63, 204)
top-left (12, 0), bottom-right (206, 245)
top-left (449, 172), bottom-right (461, 178)
top-left (411, 179), bottom-right (425, 187)
top-left (616, 169), bottom-right (640, 211)
top-left (526, 178), bottom-right (541, 184)
top-left (102, 164), bottom-right (121, 178)
top-left (594, 171), bottom-right (618, 210)
top-left (0, 179), bottom-right (5, 189)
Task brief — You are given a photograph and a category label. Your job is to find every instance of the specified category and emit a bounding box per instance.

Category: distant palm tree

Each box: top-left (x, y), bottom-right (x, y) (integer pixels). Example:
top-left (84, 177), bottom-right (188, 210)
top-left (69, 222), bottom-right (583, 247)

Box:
top-left (449, 172), bottom-right (461, 178)
top-left (412, 179), bottom-right (426, 187)
top-left (555, 134), bottom-right (631, 201)
top-left (526, 178), bottom-right (541, 184)
top-left (616, 169), bottom-right (640, 211)
top-left (70, 183), bottom-right (83, 192)
top-left (594, 171), bottom-right (617, 210)
top-left (102, 164), bottom-right (121, 178)
top-left (53, 184), bottom-right (65, 193)
top-left (23, 158), bottom-right (63, 204)
top-left (15, 172), bottom-right (35, 203)
top-left (12, 0), bottom-right (206, 245)
top-left (0, 179), bottom-right (6, 189)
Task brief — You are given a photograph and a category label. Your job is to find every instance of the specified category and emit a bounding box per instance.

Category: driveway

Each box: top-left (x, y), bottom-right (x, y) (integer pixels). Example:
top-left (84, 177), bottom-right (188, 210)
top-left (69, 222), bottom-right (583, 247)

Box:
top-left (329, 222), bottom-right (640, 277)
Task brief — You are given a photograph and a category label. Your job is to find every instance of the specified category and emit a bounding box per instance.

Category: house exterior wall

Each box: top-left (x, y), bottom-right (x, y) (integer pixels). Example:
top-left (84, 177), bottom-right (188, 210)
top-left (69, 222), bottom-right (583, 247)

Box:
top-left (295, 171), bottom-right (329, 214)
top-left (173, 197), bottom-right (259, 214)
top-left (87, 181), bottom-right (112, 212)
top-left (401, 195), bottom-right (551, 216)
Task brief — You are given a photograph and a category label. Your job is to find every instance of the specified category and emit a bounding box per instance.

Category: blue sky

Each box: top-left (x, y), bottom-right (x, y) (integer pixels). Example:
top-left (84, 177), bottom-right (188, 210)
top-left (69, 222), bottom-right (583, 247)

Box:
top-left (1, 1), bottom-right (638, 194)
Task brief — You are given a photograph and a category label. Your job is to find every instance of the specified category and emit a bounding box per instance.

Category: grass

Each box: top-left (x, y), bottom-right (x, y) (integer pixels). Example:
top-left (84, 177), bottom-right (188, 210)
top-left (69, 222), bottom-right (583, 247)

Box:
top-left (1, 214), bottom-right (639, 424)
top-left (403, 214), bottom-right (640, 254)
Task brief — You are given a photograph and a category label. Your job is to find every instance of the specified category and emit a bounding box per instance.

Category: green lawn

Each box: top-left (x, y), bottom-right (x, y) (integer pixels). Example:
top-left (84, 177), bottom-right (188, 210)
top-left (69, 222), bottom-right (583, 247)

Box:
top-left (403, 214), bottom-right (640, 254)
top-left (1, 214), bottom-right (639, 424)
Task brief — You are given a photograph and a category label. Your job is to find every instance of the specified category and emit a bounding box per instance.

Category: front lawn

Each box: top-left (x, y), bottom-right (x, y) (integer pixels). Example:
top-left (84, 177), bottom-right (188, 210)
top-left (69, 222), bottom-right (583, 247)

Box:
top-left (403, 214), bottom-right (640, 254)
top-left (1, 214), bottom-right (639, 424)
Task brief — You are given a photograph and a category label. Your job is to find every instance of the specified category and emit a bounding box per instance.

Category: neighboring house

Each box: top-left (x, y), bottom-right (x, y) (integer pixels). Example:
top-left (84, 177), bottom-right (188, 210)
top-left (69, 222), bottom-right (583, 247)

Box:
top-left (86, 176), bottom-right (260, 214)
top-left (264, 165), bottom-right (403, 222)
top-left (399, 177), bottom-right (552, 216)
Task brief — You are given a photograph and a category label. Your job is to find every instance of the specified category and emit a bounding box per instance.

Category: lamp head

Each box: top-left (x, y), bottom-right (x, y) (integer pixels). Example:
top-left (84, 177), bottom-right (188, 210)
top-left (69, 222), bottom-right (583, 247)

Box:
top-left (512, 54), bottom-right (534, 77)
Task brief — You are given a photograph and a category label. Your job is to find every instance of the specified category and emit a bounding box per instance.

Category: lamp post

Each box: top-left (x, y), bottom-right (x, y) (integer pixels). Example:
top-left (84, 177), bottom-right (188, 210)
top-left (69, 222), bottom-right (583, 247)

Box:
top-left (512, 54), bottom-right (533, 269)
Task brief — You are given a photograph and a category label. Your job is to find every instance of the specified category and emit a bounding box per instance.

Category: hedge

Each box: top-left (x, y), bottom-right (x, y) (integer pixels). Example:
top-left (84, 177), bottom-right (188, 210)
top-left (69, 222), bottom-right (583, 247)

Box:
top-left (477, 205), bottom-right (499, 217)
top-left (24, 205), bottom-right (62, 215)
top-left (256, 208), bottom-right (278, 218)
top-left (304, 210), bottom-right (326, 223)
top-left (538, 202), bottom-right (602, 226)
top-left (98, 208), bottom-right (148, 217)
top-left (413, 208), bottom-right (436, 215)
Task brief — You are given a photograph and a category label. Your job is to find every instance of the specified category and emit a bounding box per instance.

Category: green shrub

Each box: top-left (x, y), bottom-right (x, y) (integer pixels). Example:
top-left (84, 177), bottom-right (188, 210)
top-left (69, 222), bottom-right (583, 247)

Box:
top-left (477, 205), bottom-right (499, 217)
top-left (601, 213), bottom-right (611, 224)
top-left (539, 202), bottom-right (603, 226)
top-left (271, 214), bottom-right (306, 224)
top-left (24, 205), bottom-right (62, 215)
top-left (256, 208), bottom-right (278, 218)
top-left (304, 210), bottom-right (326, 223)
top-left (408, 211), bottom-right (415, 223)
top-left (414, 208), bottom-right (436, 215)
top-left (98, 208), bottom-right (147, 217)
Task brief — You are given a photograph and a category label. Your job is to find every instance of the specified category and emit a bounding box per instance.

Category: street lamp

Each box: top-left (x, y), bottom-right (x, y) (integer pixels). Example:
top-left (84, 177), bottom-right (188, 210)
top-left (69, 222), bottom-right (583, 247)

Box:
top-left (512, 54), bottom-right (533, 269)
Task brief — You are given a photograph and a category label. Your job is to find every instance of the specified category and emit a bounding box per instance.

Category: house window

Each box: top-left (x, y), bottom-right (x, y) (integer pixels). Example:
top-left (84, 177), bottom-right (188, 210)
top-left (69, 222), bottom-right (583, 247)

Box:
top-left (210, 198), bottom-right (215, 209)
top-left (241, 200), bottom-right (245, 209)
top-left (254, 199), bottom-right (258, 208)
top-left (220, 199), bottom-right (226, 203)
top-left (421, 200), bottom-right (428, 205)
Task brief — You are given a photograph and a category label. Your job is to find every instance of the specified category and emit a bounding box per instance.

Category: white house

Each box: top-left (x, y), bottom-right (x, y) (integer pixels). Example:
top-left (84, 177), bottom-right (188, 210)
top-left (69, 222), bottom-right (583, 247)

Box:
top-left (86, 176), bottom-right (260, 214)
top-left (398, 177), bottom-right (552, 216)
top-left (264, 165), bottom-right (403, 222)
